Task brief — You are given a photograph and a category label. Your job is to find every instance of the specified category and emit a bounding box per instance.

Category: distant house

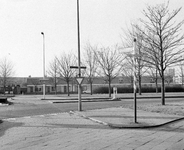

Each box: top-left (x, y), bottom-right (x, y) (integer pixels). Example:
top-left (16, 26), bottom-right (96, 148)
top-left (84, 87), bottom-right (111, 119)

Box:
top-left (26, 75), bottom-right (175, 94)
top-left (0, 75), bottom-right (175, 94)
top-left (26, 77), bottom-right (78, 94)
top-left (0, 77), bottom-right (27, 94)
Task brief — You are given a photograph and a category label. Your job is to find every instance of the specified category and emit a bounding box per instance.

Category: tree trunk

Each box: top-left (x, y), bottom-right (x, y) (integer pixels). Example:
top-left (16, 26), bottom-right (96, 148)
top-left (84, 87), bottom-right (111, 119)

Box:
top-left (90, 82), bottom-right (93, 95)
top-left (54, 83), bottom-right (57, 95)
top-left (67, 81), bottom-right (70, 96)
top-left (131, 76), bottom-right (133, 88)
top-left (155, 78), bottom-right (158, 93)
top-left (161, 51), bottom-right (165, 105)
top-left (54, 77), bottom-right (57, 95)
top-left (161, 75), bottom-right (165, 105)
top-left (3, 86), bottom-right (5, 95)
top-left (108, 81), bottom-right (111, 98)
top-left (155, 69), bottom-right (158, 93)
top-left (138, 75), bottom-right (142, 95)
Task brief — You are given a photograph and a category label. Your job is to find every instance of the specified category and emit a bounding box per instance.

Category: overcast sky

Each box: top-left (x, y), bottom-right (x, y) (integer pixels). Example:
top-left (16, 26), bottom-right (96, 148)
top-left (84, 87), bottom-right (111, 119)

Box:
top-left (0, 0), bottom-right (183, 77)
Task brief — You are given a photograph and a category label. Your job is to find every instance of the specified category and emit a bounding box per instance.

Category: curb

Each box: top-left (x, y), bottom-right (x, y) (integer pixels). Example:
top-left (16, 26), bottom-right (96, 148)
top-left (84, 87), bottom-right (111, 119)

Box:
top-left (119, 95), bottom-right (184, 99)
top-left (69, 111), bottom-right (109, 126)
top-left (50, 98), bottom-right (121, 103)
top-left (41, 97), bottom-right (110, 101)
top-left (70, 111), bottom-right (184, 129)
top-left (108, 117), bottom-right (184, 129)
top-left (40, 95), bottom-right (184, 103)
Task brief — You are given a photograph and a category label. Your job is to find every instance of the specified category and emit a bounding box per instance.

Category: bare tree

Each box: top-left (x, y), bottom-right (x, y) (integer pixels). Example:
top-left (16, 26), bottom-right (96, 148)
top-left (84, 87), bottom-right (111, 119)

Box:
top-left (94, 45), bottom-right (123, 97)
top-left (56, 53), bottom-right (76, 96)
top-left (83, 42), bottom-right (98, 95)
top-left (146, 66), bottom-right (159, 93)
top-left (0, 58), bottom-right (14, 94)
top-left (47, 57), bottom-right (59, 94)
top-left (178, 60), bottom-right (184, 85)
top-left (137, 1), bottom-right (184, 105)
top-left (142, 32), bottom-right (163, 93)
top-left (121, 25), bottom-right (148, 95)
top-left (121, 51), bottom-right (134, 88)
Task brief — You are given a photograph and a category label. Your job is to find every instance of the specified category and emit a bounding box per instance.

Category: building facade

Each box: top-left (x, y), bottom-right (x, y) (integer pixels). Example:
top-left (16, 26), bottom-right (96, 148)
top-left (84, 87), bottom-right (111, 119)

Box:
top-left (0, 75), bottom-right (177, 94)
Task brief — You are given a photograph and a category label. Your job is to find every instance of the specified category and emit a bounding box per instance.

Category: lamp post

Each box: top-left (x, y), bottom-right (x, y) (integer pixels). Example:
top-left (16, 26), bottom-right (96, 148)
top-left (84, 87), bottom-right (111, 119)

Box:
top-left (41, 32), bottom-right (46, 99)
top-left (133, 38), bottom-right (137, 123)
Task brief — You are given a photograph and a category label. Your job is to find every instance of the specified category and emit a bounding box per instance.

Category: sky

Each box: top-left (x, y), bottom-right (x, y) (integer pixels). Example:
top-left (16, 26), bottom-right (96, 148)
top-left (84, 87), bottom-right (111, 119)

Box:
top-left (0, 0), bottom-right (183, 77)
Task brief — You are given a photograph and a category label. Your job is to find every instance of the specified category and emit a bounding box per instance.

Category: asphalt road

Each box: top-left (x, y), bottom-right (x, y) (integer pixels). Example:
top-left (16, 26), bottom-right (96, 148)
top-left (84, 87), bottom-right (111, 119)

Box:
top-left (0, 96), bottom-right (184, 120)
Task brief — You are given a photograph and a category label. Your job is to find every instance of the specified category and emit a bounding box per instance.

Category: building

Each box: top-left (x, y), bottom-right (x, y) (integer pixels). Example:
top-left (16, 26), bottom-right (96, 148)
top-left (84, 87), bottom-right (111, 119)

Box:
top-left (0, 77), bottom-right (27, 94)
top-left (26, 77), bottom-right (75, 94)
top-left (0, 75), bottom-right (176, 94)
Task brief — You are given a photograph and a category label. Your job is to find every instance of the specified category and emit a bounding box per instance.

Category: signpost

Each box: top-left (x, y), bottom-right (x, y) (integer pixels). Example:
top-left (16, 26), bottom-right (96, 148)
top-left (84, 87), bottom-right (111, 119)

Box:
top-left (76, 77), bottom-right (84, 85)
top-left (40, 78), bottom-right (49, 99)
top-left (76, 0), bottom-right (82, 111)
top-left (133, 38), bottom-right (137, 123)
top-left (113, 87), bottom-right (117, 99)
top-left (70, 66), bottom-right (86, 111)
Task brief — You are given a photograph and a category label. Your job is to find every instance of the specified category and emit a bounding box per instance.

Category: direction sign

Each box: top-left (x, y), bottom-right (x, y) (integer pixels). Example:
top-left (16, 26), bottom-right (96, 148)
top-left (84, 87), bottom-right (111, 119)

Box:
top-left (40, 78), bottom-right (49, 84)
top-left (76, 77), bottom-right (84, 85)
top-left (70, 66), bottom-right (86, 69)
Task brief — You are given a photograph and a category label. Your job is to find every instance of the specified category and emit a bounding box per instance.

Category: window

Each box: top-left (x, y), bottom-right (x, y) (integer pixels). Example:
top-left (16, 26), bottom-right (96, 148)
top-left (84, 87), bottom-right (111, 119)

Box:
top-left (119, 79), bottom-right (123, 83)
top-left (51, 86), bottom-right (55, 91)
top-left (38, 87), bottom-right (42, 91)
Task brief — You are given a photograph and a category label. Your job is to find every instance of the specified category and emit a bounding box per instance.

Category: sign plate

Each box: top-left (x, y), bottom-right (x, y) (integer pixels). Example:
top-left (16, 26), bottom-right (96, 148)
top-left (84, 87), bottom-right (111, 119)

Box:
top-left (76, 77), bottom-right (84, 85)
top-left (40, 78), bottom-right (49, 83)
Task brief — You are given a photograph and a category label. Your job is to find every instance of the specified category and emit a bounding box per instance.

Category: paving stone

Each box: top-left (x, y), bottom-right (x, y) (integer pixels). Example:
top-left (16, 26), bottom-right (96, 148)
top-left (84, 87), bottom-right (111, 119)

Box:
top-left (1, 106), bottom-right (184, 150)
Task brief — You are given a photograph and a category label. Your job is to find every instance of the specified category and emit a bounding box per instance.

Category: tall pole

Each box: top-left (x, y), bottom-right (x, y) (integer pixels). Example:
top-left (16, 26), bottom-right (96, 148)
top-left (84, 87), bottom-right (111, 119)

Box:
top-left (133, 38), bottom-right (137, 123)
top-left (41, 32), bottom-right (46, 99)
top-left (77, 0), bottom-right (82, 111)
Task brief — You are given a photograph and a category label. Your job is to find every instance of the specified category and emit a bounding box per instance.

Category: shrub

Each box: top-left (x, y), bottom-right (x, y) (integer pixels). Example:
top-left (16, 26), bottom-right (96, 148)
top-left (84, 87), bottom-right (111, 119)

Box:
top-left (93, 85), bottom-right (184, 94)
top-left (165, 86), bottom-right (184, 92)
top-left (0, 97), bottom-right (8, 103)
top-left (93, 87), bottom-right (111, 94)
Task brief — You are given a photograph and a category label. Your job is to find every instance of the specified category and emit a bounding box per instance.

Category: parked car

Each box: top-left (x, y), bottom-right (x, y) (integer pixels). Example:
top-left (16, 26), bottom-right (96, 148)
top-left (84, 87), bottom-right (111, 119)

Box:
top-left (83, 90), bottom-right (90, 94)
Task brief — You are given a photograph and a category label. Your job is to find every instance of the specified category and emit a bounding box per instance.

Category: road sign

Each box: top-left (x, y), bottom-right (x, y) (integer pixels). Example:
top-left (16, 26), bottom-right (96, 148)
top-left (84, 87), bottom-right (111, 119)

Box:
top-left (76, 77), bottom-right (84, 85)
top-left (40, 78), bottom-right (49, 84)
top-left (70, 66), bottom-right (86, 69)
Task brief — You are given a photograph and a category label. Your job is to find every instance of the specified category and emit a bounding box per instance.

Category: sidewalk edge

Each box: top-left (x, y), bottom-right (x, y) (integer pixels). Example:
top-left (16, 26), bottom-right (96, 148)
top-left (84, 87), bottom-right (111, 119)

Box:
top-left (70, 111), bottom-right (184, 129)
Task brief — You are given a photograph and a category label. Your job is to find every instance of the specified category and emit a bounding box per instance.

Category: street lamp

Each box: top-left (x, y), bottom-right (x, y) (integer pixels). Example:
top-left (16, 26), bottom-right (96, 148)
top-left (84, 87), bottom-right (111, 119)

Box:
top-left (41, 32), bottom-right (46, 99)
top-left (77, 0), bottom-right (82, 111)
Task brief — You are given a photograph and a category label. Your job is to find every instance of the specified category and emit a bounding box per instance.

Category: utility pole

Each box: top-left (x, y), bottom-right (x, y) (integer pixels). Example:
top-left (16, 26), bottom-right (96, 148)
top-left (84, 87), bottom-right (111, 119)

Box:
top-left (77, 0), bottom-right (82, 111)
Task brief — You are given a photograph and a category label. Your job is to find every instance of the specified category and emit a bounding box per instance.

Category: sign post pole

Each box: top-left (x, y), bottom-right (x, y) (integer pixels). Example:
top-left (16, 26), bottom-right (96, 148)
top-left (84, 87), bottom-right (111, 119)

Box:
top-left (70, 66), bottom-right (86, 111)
top-left (133, 38), bottom-right (137, 123)
top-left (76, 77), bottom-right (84, 111)
top-left (77, 0), bottom-right (82, 111)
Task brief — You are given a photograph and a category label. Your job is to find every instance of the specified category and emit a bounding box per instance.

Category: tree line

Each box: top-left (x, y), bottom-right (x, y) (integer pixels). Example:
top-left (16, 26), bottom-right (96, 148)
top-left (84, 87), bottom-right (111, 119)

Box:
top-left (47, 1), bottom-right (184, 105)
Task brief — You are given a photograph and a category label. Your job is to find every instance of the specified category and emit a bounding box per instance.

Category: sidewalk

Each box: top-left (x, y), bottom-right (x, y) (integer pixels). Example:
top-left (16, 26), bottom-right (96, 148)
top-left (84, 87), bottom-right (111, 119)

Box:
top-left (1, 103), bottom-right (184, 149)
top-left (72, 106), bottom-right (184, 128)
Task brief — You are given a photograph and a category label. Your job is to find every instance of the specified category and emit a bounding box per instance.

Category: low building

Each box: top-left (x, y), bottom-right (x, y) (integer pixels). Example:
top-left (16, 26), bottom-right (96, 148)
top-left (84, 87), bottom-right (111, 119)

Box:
top-left (26, 77), bottom-right (78, 94)
top-left (0, 75), bottom-right (175, 94)
top-left (0, 77), bottom-right (27, 94)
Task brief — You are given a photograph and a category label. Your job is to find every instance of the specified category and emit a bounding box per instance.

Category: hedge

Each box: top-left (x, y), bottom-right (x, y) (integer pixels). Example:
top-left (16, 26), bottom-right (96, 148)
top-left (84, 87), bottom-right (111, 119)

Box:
top-left (93, 86), bottom-right (184, 94)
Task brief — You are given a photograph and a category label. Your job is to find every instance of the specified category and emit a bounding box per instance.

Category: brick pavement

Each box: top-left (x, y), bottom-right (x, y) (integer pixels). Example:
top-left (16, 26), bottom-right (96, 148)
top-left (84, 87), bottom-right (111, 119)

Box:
top-left (73, 107), bottom-right (183, 128)
top-left (0, 109), bottom-right (184, 150)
